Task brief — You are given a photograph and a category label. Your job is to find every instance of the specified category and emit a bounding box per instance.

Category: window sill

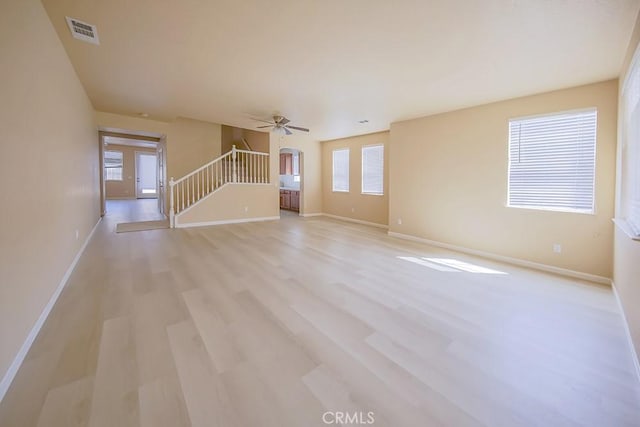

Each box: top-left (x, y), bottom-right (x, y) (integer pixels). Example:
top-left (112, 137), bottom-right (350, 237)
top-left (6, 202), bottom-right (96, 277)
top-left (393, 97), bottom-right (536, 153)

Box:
top-left (612, 218), bottom-right (640, 241)
top-left (506, 204), bottom-right (595, 215)
top-left (361, 192), bottom-right (384, 196)
top-left (332, 190), bottom-right (349, 193)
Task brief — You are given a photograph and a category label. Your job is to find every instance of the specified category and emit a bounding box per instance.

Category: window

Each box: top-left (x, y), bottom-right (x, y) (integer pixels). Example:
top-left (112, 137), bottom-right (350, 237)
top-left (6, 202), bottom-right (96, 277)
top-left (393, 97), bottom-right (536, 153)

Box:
top-left (292, 152), bottom-right (300, 176)
top-left (332, 149), bottom-right (349, 192)
top-left (507, 109), bottom-right (597, 214)
top-left (104, 150), bottom-right (123, 181)
top-left (362, 145), bottom-right (384, 195)
top-left (621, 43), bottom-right (640, 236)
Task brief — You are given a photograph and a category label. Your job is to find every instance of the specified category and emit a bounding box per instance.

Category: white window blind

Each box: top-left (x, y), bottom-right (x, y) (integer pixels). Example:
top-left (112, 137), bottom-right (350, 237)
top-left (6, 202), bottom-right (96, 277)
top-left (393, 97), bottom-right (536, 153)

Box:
top-left (362, 145), bottom-right (384, 195)
top-left (332, 149), bottom-right (349, 192)
top-left (508, 109), bottom-right (597, 213)
top-left (104, 150), bottom-right (123, 181)
top-left (622, 43), bottom-right (640, 235)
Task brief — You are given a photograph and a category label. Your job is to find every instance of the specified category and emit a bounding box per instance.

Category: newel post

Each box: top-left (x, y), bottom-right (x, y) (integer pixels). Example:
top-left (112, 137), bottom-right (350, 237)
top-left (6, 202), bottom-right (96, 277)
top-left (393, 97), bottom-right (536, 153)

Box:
top-left (169, 177), bottom-right (175, 228)
top-left (232, 144), bottom-right (237, 183)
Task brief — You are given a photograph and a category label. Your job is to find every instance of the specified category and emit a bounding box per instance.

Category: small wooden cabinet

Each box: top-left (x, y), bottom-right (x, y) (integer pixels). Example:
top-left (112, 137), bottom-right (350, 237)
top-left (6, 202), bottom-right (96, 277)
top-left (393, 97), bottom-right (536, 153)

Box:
top-left (279, 153), bottom-right (293, 175)
top-left (280, 190), bottom-right (291, 209)
top-left (290, 190), bottom-right (299, 211)
top-left (280, 189), bottom-right (299, 212)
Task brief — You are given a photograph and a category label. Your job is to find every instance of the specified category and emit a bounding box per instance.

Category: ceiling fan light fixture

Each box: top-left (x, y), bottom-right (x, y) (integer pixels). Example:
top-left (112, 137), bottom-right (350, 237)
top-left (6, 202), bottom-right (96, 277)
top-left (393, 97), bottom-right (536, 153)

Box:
top-left (254, 115), bottom-right (310, 135)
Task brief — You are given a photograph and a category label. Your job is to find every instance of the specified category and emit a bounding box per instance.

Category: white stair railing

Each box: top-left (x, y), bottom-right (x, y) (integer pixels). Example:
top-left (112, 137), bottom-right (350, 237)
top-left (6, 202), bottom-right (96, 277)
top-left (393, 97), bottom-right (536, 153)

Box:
top-left (169, 145), bottom-right (270, 227)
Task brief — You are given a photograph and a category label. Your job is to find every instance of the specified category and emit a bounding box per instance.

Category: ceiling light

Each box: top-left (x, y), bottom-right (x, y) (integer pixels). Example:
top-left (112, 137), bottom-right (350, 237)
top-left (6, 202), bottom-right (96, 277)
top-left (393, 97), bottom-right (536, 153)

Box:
top-left (358, 120), bottom-right (369, 124)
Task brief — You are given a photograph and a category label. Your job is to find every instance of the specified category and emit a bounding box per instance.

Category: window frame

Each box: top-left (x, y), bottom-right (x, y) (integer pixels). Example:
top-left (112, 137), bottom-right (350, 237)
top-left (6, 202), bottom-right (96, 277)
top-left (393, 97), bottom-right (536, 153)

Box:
top-left (506, 108), bottom-right (597, 215)
top-left (104, 150), bottom-right (124, 182)
top-left (332, 148), bottom-right (350, 193)
top-left (361, 144), bottom-right (384, 196)
top-left (620, 40), bottom-right (640, 238)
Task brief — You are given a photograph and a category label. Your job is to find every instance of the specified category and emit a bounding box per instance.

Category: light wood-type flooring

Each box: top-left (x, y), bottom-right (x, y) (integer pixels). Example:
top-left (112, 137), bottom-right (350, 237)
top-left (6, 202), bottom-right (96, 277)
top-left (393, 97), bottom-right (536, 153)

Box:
top-left (106, 198), bottom-right (166, 223)
top-left (1, 202), bottom-right (639, 426)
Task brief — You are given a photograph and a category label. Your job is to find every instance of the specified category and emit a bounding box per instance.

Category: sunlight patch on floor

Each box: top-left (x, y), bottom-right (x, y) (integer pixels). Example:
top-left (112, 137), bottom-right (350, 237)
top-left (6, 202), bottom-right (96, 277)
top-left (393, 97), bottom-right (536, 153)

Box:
top-left (398, 256), bottom-right (508, 274)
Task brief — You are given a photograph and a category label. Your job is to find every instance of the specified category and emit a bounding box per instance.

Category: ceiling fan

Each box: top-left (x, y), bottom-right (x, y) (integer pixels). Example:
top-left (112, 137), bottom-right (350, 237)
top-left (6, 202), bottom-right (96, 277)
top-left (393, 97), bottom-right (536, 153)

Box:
top-left (256, 115), bottom-right (309, 135)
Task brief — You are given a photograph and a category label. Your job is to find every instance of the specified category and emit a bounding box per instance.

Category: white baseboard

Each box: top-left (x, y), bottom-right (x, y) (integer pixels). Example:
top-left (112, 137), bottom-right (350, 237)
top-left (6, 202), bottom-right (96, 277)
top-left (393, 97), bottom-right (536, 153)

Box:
top-left (322, 213), bottom-right (389, 229)
top-left (299, 213), bottom-right (323, 217)
top-left (611, 282), bottom-right (640, 384)
top-left (0, 217), bottom-right (102, 402)
top-left (387, 231), bottom-right (611, 285)
top-left (175, 216), bottom-right (280, 229)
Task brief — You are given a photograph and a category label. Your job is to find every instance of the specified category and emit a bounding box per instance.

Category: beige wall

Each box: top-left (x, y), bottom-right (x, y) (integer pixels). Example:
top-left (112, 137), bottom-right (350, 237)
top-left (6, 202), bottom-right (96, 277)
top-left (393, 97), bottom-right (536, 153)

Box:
top-left (321, 132), bottom-right (389, 226)
top-left (389, 80), bottom-right (617, 278)
top-left (0, 0), bottom-right (99, 386)
top-left (244, 129), bottom-right (269, 153)
top-left (222, 126), bottom-right (269, 154)
top-left (166, 117), bottom-right (221, 180)
top-left (271, 133), bottom-right (323, 215)
top-left (94, 111), bottom-right (169, 136)
top-left (614, 10), bottom-right (640, 365)
top-left (104, 144), bottom-right (156, 199)
top-left (176, 184), bottom-right (278, 225)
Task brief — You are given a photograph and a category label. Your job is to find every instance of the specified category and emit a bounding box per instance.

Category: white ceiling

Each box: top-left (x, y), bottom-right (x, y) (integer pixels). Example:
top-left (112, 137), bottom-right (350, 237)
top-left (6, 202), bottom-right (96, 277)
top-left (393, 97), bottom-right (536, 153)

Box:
top-left (43, 0), bottom-right (640, 141)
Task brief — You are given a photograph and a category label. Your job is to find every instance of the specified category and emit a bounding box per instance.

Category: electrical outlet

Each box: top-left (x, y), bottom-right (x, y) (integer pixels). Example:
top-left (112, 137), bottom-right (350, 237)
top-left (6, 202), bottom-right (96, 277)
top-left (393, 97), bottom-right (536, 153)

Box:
top-left (351, 207), bottom-right (355, 213)
top-left (553, 243), bottom-right (562, 253)
top-left (244, 206), bottom-right (249, 212)
top-left (397, 218), bottom-right (402, 225)
top-left (75, 229), bottom-right (79, 240)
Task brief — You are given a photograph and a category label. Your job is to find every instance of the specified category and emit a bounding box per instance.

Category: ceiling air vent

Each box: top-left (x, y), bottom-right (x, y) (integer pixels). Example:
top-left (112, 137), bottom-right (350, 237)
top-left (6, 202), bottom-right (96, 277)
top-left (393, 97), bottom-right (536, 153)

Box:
top-left (65, 17), bottom-right (100, 45)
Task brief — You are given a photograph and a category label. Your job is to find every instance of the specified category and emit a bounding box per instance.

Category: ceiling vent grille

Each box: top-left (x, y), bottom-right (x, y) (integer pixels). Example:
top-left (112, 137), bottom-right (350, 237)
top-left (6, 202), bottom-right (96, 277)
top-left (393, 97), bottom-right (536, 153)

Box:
top-left (65, 17), bottom-right (99, 45)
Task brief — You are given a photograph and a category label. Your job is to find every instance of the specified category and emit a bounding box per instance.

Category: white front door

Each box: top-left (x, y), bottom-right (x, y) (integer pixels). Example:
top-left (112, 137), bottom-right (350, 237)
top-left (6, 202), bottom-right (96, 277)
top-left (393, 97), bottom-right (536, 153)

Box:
top-left (136, 152), bottom-right (158, 198)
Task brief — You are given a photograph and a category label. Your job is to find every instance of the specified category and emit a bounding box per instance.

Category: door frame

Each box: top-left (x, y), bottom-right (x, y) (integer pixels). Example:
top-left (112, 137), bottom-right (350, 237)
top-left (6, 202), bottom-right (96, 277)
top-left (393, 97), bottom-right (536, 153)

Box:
top-left (98, 132), bottom-right (106, 216)
top-left (135, 151), bottom-right (158, 199)
top-left (157, 136), bottom-right (167, 216)
top-left (278, 147), bottom-right (304, 216)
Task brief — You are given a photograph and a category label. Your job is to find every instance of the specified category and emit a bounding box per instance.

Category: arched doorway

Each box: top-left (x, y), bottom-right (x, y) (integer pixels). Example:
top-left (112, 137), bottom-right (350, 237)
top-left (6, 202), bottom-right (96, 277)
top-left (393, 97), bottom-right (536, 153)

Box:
top-left (278, 148), bottom-right (303, 216)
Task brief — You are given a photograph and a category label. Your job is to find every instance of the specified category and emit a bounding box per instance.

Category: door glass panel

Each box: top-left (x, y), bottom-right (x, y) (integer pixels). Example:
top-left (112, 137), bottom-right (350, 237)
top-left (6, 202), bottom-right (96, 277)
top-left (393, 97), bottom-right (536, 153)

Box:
top-left (138, 153), bottom-right (157, 197)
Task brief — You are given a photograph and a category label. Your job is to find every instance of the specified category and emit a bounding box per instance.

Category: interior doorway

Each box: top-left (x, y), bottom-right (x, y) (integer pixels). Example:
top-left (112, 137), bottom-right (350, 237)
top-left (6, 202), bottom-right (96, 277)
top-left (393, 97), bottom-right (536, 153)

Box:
top-left (279, 148), bottom-right (303, 216)
top-left (157, 137), bottom-right (167, 216)
top-left (98, 129), bottom-right (167, 224)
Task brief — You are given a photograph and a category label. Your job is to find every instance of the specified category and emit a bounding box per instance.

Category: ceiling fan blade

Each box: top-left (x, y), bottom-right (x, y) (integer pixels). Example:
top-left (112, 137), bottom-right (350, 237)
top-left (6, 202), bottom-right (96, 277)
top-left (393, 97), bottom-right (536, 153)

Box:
top-left (284, 127), bottom-right (293, 135)
top-left (287, 125), bottom-right (310, 132)
top-left (256, 125), bottom-right (273, 128)
top-left (252, 118), bottom-right (276, 125)
top-left (279, 117), bottom-right (290, 125)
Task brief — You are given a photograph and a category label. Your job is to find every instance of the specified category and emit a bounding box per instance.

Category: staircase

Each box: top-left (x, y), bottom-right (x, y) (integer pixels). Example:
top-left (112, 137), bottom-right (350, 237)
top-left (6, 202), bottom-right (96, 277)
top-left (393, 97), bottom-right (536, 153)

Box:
top-left (169, 145), bottom-right (270, 227)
